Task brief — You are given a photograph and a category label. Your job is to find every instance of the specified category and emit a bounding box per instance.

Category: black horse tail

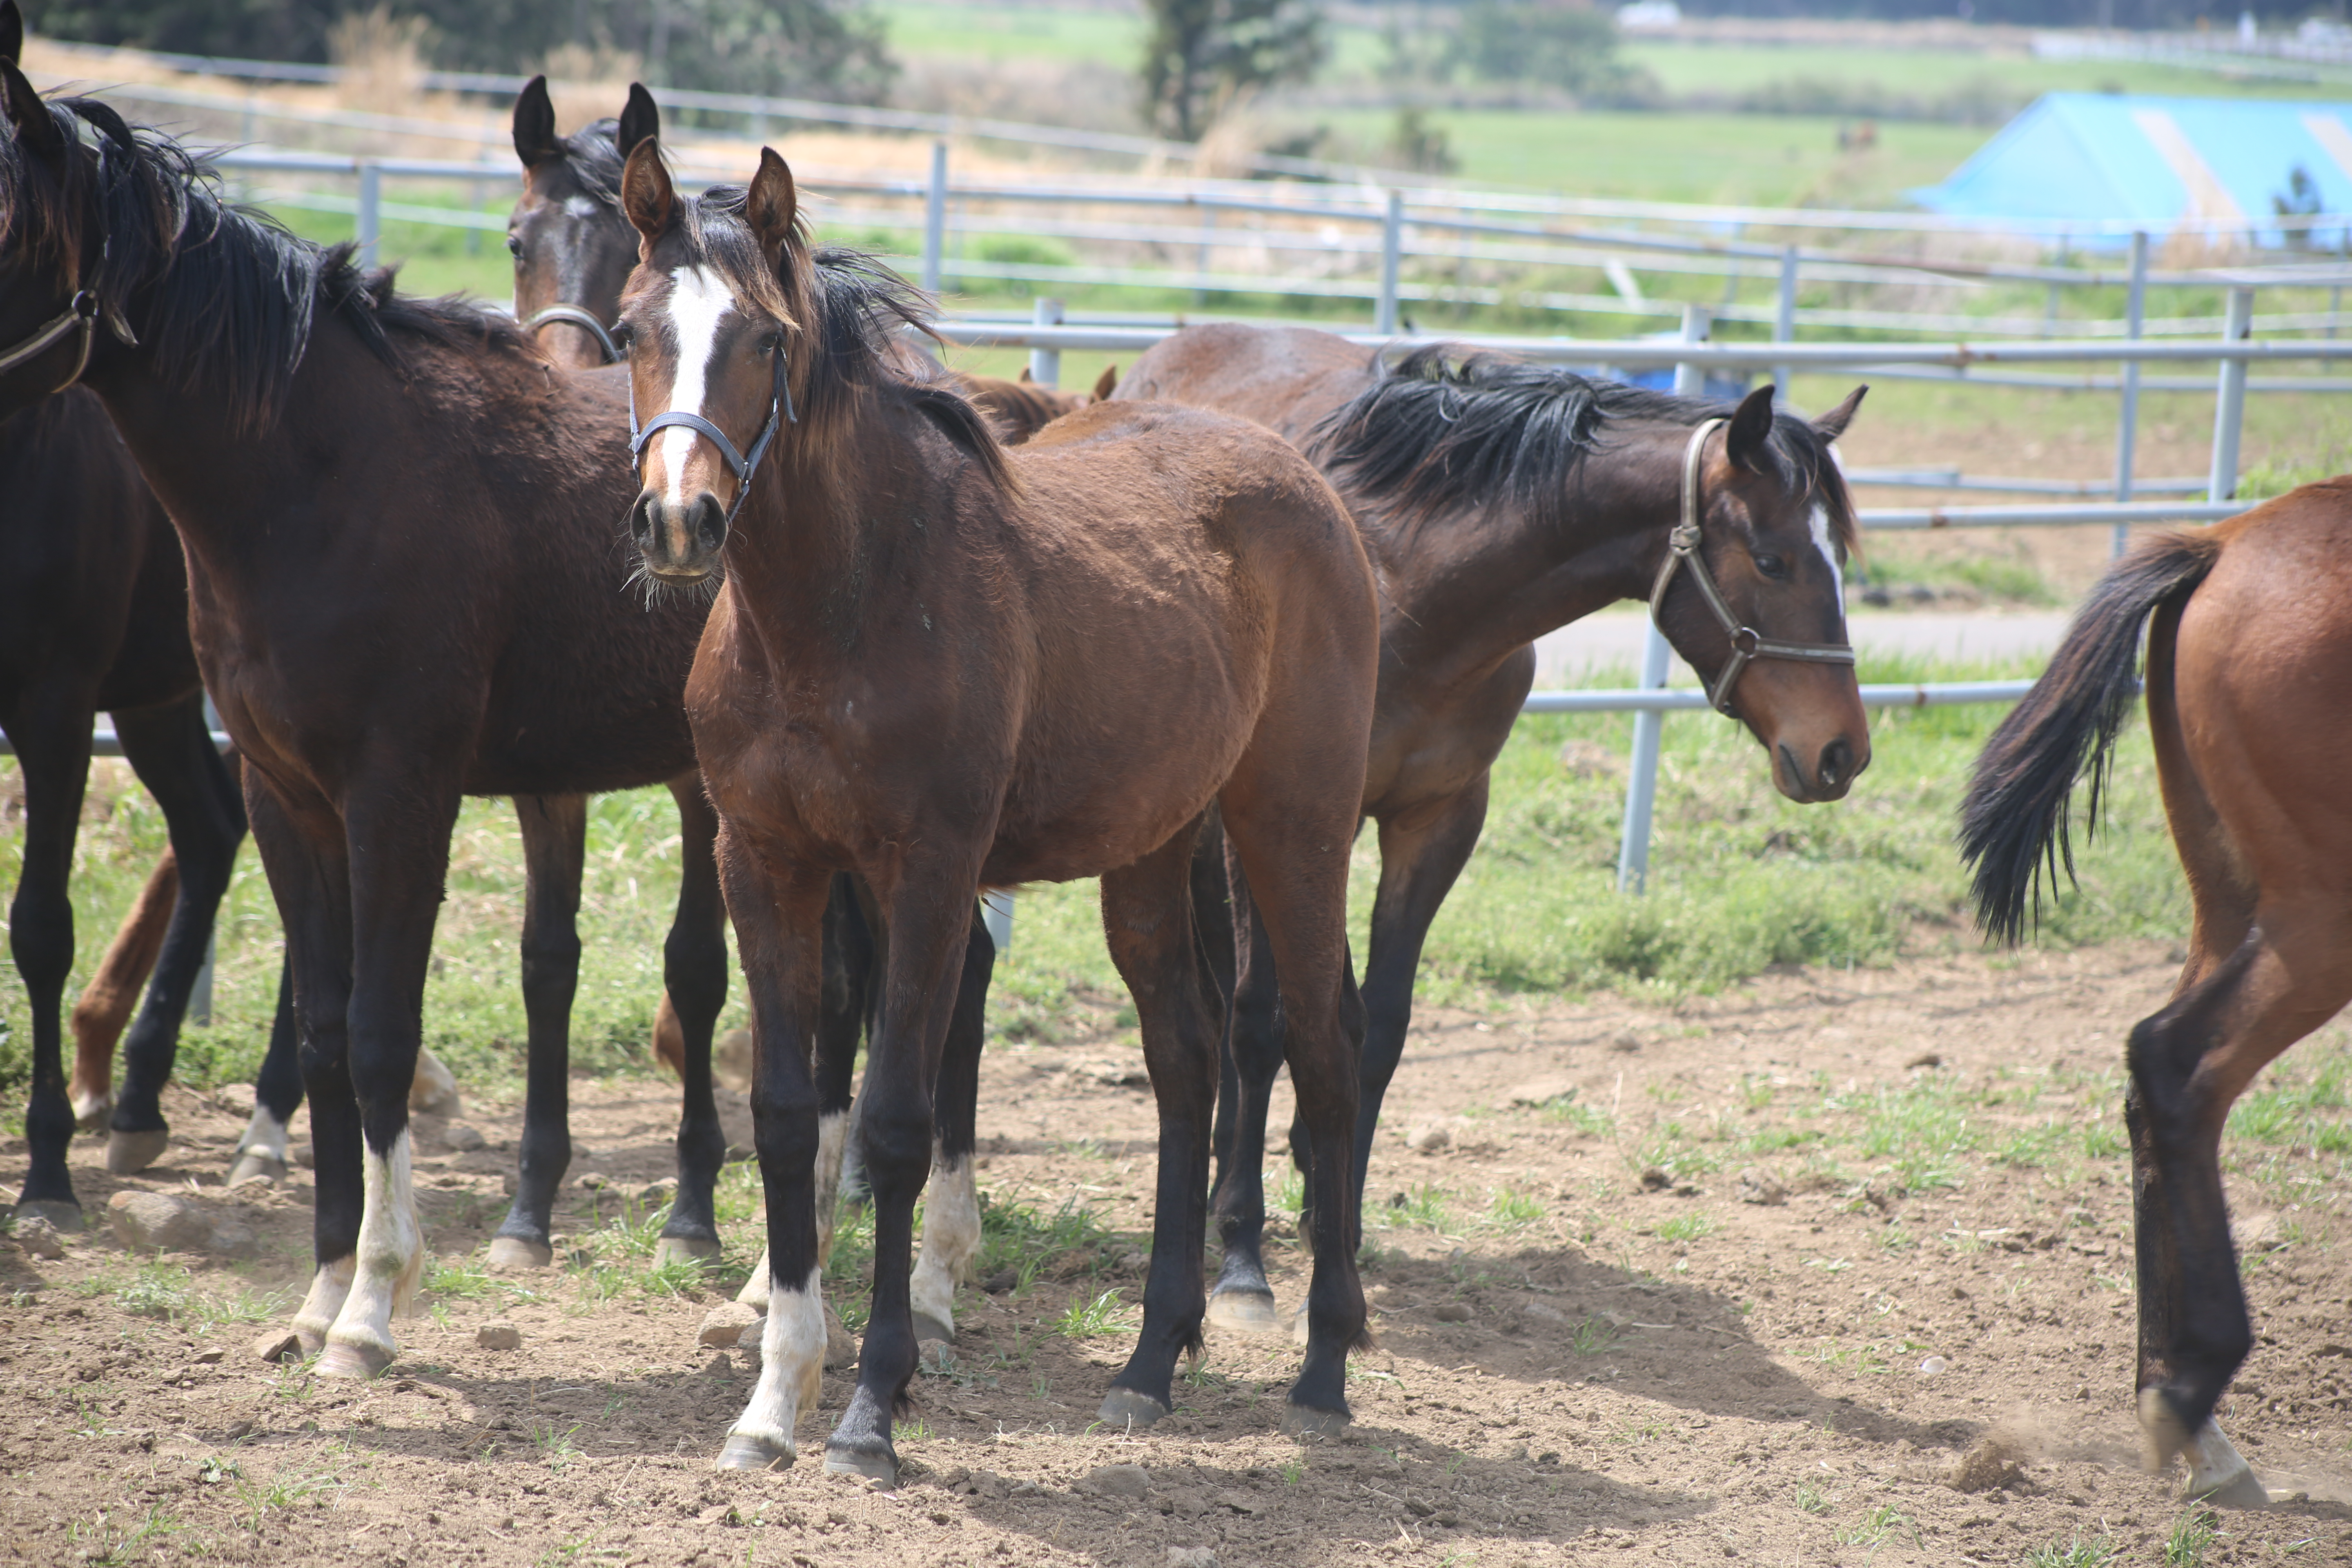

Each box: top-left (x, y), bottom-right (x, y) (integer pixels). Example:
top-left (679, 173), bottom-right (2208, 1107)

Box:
top-left (1960, 528), bottom-right (2223, 944)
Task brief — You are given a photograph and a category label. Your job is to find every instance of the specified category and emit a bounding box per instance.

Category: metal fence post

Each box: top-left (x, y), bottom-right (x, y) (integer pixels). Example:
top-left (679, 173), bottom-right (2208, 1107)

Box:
top-left (356, 160), bottom-right (381, 271)
top-left (2111, 229), bottom-right (2148, 556)
top-left (922, 139), bottom-right (948, 298)
top-left (2208, 287), bottom-right (2254, 503)
top-left (1029, 296), bottom-right (1063, 387)
top-left (1617, 303), bottom-right (1709, 895)
top-left (1773, 245), bottom-right (1798, 401)
top-left (1375, 189), bottom-right (1403, 336)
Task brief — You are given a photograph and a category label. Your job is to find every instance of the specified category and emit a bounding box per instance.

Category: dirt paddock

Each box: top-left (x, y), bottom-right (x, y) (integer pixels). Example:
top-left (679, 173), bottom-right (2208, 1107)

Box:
top-left (4, 938), bottom-right (2348, 1566)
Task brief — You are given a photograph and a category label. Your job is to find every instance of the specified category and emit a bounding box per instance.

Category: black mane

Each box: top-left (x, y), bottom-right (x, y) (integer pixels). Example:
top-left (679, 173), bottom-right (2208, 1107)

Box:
top-left (672, 183), bottom-right (1009, 488)
top-left (1312, 344), bottom-right (1859, 552)
top-left (0, 94), bottom-right (535, 434)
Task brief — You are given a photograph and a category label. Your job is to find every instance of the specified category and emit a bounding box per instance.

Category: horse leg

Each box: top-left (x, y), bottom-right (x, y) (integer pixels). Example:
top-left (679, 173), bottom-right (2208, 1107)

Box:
top-left (713, 846), bottom-right (833, 1471)
top-left (1353, 778), bottom-right (1490, 1207)
top-left (1096, 824), bottom-right (1221, 1425)
top-left (245, 781), bottom-right (361, 1354)
top-left (909, 905), bottom-right (995, 1345)
top-left (4, 686), bottom-right (98, 1228)
top-left (486, 794), bottom-right (586, 1271)
top-left (2126, 911), bottom-right (2352, 1504)
top-left (1205, 847), bottom-right (1286, 1336)
top-left (314, 780), bottom-right (461, 1379)
top-left (1217, 775), bottom-right (1369, 1437)
top-left (104, 695), bottom-right (246, 1174)
top-left (739, 871), bottom-right (869, 1308)
top-left (69, 847), bottom-right (176, 1131)
top-left (656, 773), bottom-right (730, 1269)
top-left (825, 866), bottom-right (976, 1486)
top-left (228, 956), bottom-right (302, 1188)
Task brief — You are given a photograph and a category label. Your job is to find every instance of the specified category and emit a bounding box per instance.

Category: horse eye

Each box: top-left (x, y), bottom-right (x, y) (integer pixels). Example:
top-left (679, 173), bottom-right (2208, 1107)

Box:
top-left (757, 331), bottom-right (782, 356)
top-left (505, 234), bottom-right (523, 258)
top-left (1754, 552), bottom-right (1788, 579)
top-left (610, 323), bottom-right (635, 354)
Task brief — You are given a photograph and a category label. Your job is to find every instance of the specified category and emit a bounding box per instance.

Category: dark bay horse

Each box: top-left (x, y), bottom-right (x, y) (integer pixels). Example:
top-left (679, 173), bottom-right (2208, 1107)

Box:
top-left (615, 141), bottom-right (1379, 1479)
top-left (1115, 324), bottom-right (1872, 1331)
top-left (0, 0), bottom-right (253, 1222)
top-left (0, 77), bottom-right (739, 1367)
top-left (1962, 488), bottom-right (2352, 1507)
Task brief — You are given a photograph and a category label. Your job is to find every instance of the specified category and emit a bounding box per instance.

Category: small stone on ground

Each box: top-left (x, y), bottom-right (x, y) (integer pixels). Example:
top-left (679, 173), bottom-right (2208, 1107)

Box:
top-left (477, 1321), bottom-right (522, 1351)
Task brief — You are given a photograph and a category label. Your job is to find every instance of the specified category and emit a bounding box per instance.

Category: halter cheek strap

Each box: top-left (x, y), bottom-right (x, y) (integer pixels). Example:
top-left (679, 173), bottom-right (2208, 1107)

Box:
top-left (524, 304), bottom-right (622, 365)
top-left (0, 288), bottom-right (101, 391)
top-left (626, 340), bottom-right (796, 529)
top-left (1649, 417), bottom-right (1858, 718)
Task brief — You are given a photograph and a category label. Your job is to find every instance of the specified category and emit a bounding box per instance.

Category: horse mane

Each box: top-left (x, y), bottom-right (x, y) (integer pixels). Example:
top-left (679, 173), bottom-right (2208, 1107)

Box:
top-left (673, 183), bottom-right (1011, 491)
top-left (1311, 344), bottom-right (1859, 554)
top-left (0, 94), bottom-right (539, 435)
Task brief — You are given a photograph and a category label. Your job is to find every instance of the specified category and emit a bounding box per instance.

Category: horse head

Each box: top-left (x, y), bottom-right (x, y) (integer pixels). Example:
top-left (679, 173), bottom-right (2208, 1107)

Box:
top-left (508, 77), bottom-right (655, 370)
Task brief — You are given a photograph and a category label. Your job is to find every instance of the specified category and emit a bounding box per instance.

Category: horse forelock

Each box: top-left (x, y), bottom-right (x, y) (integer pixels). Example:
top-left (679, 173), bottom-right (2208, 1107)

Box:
top-left (1313, 344), bottom-right (1857, 553)
top-left (554, 118), bottom-right (626, 212)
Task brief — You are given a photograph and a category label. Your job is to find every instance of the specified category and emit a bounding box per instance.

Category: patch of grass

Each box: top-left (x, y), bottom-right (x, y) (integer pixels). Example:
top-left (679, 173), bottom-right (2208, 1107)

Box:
top-left (1834, 1505), bottom-right (1910, 1550)
top-left (2024, 1533), bottom-right (2119, 1568)
top-left (67, 1506), bottom-right (184, 1566)
top-left (2227, 1045), bottom-right (2352, 1151)
top-left (1569, 1316), bottom-right (1621, 1356)
top-left (1794, 1484), bottom-right (1832, 1515)
top-left (110, 1260), bottom-right (284, 1332)
top-left (1053, 1287), bottom-right (1129, 1339)
top-left (1653, 1213), bottom-right (1715, 1243)
top-left (529, 1420), bottom-right (584, 1471)
top-left (1632, 1123), bottom-right (1720, 1179)
top-left (2163, 1505), bottom-right (2221, 1568)
top-left (1377, 1185), bottom-right (1454, 1233)
top-left (1539, 1093), bottom-right (1615, 1137)
top-left (976, 1192), bottom-right (1118, 1292)
top-left (1485, 1187), bottom-right (1546, 1230)
top-left (229, 1465), bottom-right (347, 1533)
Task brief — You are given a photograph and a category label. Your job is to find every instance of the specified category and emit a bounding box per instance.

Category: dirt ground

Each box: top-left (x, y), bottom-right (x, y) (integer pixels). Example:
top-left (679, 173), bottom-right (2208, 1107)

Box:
top-left (4, 938), bottom-right (2348, 1567)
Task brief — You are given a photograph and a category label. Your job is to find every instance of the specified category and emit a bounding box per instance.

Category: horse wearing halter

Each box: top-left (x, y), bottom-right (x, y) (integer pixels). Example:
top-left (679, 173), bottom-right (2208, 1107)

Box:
top-left (625, 328), bottom-right (795, 531)
top-left (1650, 416), bottom-right (1856, 717)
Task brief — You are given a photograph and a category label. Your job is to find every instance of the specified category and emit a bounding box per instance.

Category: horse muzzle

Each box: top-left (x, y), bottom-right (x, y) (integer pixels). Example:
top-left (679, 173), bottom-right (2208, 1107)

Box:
top-left (630, 489), bottom-right (728, 581)
top-left (1775, 734), bottom-right (1867, 804)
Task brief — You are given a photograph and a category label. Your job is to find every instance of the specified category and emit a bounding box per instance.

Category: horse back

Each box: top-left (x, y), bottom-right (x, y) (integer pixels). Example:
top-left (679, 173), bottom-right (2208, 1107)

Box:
top-left (1111, 323), bottom-right (1378, 447)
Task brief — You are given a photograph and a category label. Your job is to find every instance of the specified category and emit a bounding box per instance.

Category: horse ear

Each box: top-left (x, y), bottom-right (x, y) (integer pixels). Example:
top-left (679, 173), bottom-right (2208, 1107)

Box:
top-left (1723, 382), bottom-right (1777, 474)
top-left (620, 137), bottom-right (676, 249)
top-left (1813, 384), bottom-right (1868, 443)
top-left (618, 82), bottom-right (660, 160)
top-left (1018, 366), bottom-right (1033, 383)
top-left (746, 146), bottom-right (799, 273)
top-left (0, 1), bottom-right (24, 68)
top-left (1093, 363), bottom-right (1118, 400)
top-left (0, 58), bottom-right (60, 169)
top-left (512, 76), bottom-right (559, 169)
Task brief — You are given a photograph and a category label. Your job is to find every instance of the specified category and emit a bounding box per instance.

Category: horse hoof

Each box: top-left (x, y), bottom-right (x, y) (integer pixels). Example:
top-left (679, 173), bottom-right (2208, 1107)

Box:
top-left (824, 1443), bottom-right (898, 1488)
top-left (2193, 1467), bottom-right (2270, 1509)
top-left (313, 1340), bottom-right (394, 1381)
top-left (485, 1236), bottom-right (553, 1271)
top-left (652, 1235), bottom-right (721, 1269)
top-left (1098, 1388), bottom-right (1170, 1430)
top-left (105, 1128), bottom-right (172, 1175)
top-left (72, 1095), bottom-right (113, 1135)
top-left (226, 1150), bottom-right (287, 1189)
top-left (911, 1311), bottom-right (955, 1346)
top-left (12, 1198), bottom-right (82, 1233)
top-left (1205, 1288), bottom-right (1280, 1336)
top-left (716, 1433), bottom-right (795, 1472)
top-left (1281, 1402), bottom-right (1352, 1440)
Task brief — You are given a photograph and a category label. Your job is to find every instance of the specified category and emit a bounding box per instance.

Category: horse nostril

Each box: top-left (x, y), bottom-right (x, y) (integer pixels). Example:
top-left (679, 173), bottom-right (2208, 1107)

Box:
top-left (695, 494), bottom-right (726, 554)
top-left (1818, 737), bottom-right (1854, 791)
top-left (629, 494), bottom-right (655, 545)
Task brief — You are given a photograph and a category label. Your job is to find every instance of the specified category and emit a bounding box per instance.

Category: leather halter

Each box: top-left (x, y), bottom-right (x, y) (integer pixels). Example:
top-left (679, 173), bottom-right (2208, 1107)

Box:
top-left (627, 332), bottom-right (795, 531)
top-left (1649, 417), bottom-right (1857, 717)
top-left (0, 286), bottom-right (101, 392)
top-left (524, 304), bottom-right (622, 365)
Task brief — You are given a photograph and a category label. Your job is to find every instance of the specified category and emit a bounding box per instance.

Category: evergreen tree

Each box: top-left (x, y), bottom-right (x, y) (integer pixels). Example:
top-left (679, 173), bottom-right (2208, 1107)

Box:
top-left (1139, 0), bottom-right (1326, 142)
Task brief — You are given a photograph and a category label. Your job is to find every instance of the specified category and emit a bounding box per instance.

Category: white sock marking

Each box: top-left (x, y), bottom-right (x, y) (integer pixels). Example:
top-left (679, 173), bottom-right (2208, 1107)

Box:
top-left (655, 267), bottom-right (735, 506)
top-left (327, 1129), bottom-right (422, 1363)
top-left (2184, 1421), bottom-right (2253, 1493)
top-left (731, 1264), bottom-right (826, 1459)
top-left (236, 1105), bottom-right (290, 1162)
top-left (291, 1255), bottom-right (356, 1347)
top-left (911, 1149), bottom-right (980, 1338)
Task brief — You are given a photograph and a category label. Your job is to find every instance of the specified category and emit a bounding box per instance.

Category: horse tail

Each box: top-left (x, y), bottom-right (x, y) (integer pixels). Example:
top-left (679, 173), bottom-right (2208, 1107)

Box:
top-left (1960, 528), bottom-right (2223, 944)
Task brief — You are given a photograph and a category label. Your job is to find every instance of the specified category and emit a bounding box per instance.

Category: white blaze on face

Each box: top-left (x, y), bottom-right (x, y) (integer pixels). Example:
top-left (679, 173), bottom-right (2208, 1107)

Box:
top-left (910, 1147), bottom-right (980, 1338)
top-left (732, 1264), bottom-right (827, 1460)
top-left (654, 266), bottom-right (736, 506)
top-left (1809, 505), bottom-right (1845, 608)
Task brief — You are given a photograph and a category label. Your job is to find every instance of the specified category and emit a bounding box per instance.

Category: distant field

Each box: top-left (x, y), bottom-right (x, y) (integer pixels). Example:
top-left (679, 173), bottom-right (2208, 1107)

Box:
top-left (1618, 39), bottom-right (2337, 103)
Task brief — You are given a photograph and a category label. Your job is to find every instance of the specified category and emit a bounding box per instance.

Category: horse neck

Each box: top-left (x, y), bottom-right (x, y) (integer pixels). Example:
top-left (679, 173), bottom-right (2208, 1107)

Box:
top-left (1366, 432), bottom-right (1683, 687)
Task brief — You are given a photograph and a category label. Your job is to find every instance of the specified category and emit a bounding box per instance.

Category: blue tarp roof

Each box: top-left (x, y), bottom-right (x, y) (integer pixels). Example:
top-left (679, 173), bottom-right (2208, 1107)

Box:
top-left (1910, 93), bottom-right (2352, 247)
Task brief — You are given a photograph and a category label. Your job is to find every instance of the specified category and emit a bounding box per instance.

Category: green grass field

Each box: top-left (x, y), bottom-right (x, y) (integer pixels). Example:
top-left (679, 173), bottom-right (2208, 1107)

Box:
top-left (0, 654), bottom-right (2188, 1111)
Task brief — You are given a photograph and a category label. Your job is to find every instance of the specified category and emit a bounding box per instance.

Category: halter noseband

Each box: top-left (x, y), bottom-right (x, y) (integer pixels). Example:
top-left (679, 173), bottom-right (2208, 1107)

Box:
top-left (627, 336), bottom-right (795, 530)
top-left (1649, 417), bottom-right (1857, 717)
top-left (524, 304), bottom-right (622, 365)
top-left (0, 287), bottom-right (102, 392)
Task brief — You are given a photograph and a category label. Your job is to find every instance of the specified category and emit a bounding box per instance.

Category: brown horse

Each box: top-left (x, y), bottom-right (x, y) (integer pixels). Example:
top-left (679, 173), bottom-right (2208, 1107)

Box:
top-left (0, 76), bottom-right (743, 1368)
top-left (1114, 324), bottom-right (1871, 1330)
top-left (1962, 488), bottom-right (2352, 1507)
top-left (615, 140), bottom-right (1379, 1480)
